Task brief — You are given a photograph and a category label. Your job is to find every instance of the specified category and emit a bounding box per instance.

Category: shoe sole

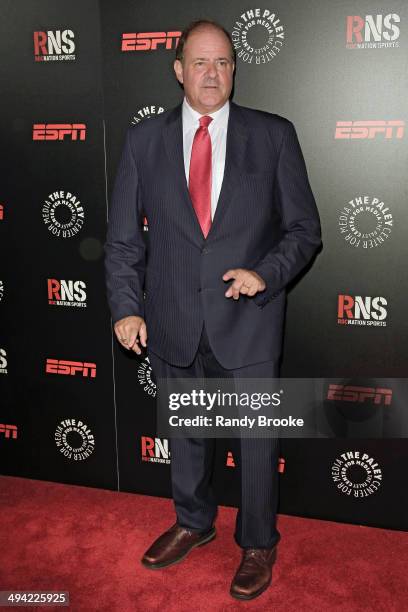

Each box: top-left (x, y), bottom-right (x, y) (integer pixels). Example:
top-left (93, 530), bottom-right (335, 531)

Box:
top-left (141, 528), bottom-right (216, 570)
top-left (230, 577), bottom-right (272, 601)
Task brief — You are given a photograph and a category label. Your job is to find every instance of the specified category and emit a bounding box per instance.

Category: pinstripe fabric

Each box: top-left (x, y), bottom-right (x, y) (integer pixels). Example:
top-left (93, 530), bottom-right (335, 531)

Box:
top-left (148, 326), bottom-right (281, 549)
top-left (104, 102), bottom-right (322, 368)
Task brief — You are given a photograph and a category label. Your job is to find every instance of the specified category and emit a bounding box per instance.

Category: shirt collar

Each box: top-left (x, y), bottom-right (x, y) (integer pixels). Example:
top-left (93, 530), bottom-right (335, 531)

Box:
top-left (182, 97), bottom-right (230, 131)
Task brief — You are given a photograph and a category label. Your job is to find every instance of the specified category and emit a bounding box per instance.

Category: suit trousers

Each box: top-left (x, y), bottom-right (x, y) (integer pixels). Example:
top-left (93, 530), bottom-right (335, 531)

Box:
top-left (148, 324), bottom-right (281, 549)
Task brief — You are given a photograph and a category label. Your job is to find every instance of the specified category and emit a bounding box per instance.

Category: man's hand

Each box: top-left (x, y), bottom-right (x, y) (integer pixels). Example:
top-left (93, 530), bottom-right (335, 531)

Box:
top-left (223, 269), bottom-right (266, 300)
top-left (114, 315), bottom-right (147, 355)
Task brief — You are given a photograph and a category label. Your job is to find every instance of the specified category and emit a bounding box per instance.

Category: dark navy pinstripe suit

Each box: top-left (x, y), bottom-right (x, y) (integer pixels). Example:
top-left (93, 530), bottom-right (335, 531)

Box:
top-left (105, 102), bottom-right (321, 547)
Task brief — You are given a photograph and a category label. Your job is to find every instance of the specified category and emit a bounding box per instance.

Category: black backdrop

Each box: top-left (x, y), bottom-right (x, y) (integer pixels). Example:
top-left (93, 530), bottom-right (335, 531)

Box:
top-left (1, 0), bottom-right (407, 531)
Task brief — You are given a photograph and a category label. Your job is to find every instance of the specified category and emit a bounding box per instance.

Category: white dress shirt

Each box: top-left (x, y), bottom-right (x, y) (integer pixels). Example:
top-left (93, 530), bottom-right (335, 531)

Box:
top-left (182, 97), bottom-right (229, 220)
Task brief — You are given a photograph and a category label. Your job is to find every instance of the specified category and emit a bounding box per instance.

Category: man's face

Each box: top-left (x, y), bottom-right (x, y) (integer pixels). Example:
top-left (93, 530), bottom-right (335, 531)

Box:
top-left (174, 27), bottom-right (235, 114)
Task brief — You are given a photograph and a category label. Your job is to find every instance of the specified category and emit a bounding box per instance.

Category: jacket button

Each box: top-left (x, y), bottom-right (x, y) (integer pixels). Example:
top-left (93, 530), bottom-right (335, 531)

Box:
top-left (198, 288), bottom-right (202, 292)
top-left (202, 247), bottom-right (211, 254)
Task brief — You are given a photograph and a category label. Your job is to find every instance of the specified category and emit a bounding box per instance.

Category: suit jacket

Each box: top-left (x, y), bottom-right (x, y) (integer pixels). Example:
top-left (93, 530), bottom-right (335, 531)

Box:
top-left (104, 102), bottom-right (322, 369)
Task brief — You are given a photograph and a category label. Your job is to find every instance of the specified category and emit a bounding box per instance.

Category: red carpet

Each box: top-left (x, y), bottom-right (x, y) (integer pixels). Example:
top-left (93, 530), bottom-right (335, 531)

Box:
top-left (0, 476), bottom-right (407, 611)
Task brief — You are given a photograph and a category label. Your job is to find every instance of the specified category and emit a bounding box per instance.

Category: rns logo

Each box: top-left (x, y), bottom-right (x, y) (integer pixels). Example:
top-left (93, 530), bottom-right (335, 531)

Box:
top-left (34, 30), bottom-right (76, 61)
top-left (346, 14), bottom-right (400, 49)
top-left (0, 348), bottom-right (8, 374)
top-left (337, 295), bottom-right (387, 327)
top-left (48, 279), bottom-right (87, 307)
top-left (141, 436), bottom-right (170, 464)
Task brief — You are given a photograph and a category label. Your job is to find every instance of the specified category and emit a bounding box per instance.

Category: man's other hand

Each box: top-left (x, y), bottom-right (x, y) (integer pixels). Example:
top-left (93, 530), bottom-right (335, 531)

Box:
top-left (223, 269), bottom-right (266, 300)
top-left (114, 316), bottom-right (147, 354)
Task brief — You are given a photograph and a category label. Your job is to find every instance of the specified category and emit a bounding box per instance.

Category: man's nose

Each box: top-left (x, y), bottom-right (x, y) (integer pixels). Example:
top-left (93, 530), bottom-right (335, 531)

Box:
top-left (205, 62), bottom-right (218, 78)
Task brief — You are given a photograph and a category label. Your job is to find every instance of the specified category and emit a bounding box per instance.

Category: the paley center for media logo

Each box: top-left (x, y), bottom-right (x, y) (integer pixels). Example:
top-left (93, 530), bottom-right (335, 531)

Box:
top-left (337, 295), bottom-right (388, 327)
top-left (55, 418), bottom-right (95, 461)
top-left (48, 279), bottom-right (87, 307)
top-left (335, 120), bottom-right (404, 140)
top-left (121, 31), bottom-right (181, 51)
top-left (346, 14), bottom-right (400, 49)
top-left (331, 451), bottom-right (382, 498)
top-left (232, 8), bottom-right (285, 64)
top-left (137, 356), bottom-right (156, 397)
top-left (131, 105), bottom-right (165, 125)
top-left (338, 195), bottom-right (393, 249)
top-left (42, 190), bottom-right (85, 238)
top-left (141, 436), bottom-right (170, 464)
top-left (33, 29), bottom-right (76, 61)
top-left (33, 124), bottom-right (86, 141)
top-left (46, 359), bottom-right (96, 378)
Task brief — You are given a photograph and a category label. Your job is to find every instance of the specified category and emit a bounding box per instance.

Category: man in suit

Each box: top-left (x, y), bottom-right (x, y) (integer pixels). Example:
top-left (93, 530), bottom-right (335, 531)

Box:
top-left (105, 19), bottom-right (321, 600)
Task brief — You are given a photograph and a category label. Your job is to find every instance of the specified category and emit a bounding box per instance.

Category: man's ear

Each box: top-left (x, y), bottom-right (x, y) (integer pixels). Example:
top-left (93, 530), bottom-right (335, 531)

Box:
top-left (174, 59), bottom-right (184, 84)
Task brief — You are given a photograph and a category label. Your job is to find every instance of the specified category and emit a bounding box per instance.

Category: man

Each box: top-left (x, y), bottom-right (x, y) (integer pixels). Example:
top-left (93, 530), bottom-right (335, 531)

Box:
top-left (105, 19), bottom-right (321, 600)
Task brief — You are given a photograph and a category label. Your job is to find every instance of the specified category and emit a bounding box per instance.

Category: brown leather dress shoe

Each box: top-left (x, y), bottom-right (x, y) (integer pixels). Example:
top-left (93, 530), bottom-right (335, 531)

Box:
top-left (230, 545), bottom-right (278, 600)
top-left (141, 522), bottom-right (216, 569)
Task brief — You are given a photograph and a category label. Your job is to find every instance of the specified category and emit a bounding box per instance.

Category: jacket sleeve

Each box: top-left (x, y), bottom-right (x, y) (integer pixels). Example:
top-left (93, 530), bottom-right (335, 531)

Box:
top-left (104, 127), bottom-right (146, 323)
top-left (252, 120), bottom-right (322, 307)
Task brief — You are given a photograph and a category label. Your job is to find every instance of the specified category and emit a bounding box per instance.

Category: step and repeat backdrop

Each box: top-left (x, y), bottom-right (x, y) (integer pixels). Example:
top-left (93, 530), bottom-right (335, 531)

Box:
top-left (1, 0), bottom-right (407, 531)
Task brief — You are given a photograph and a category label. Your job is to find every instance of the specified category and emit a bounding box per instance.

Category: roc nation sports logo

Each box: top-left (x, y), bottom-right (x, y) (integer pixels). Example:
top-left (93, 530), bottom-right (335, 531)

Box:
top-left (33, 124), bottom-right (86, 141)
top-left (131, 105), bottom-right (165, 125)
top-left (46, 359), bottom-right (96, 378)
top-left (232, 9), bottom-right (285, 64)
top-left (141, 436), bottom-right (170, 464)
top-left (331, 451), bottom-right (382, 498)
top-left (337, 295), bottom-right (387, 327)
top-left (335, 120), bottom-right (404, 140)
top-left (0, 424), bottom-right (17, 439)
top-left (327, 385), bottom-right (392, 405)
top-left (346, 14), bottom-right (400, 49)
top-left (0, 348), bottom-right (8, 374)
top-left (48, 279), bottom-right (87, 307)
top-left (42, 190), bottom-right (85, 238)
top-left (338, 196), bottom-right (393, 249)
top-left (121, 31), bottom-right (181, 52)
top-left (55, 418), bottom-right (95, 461)
top-left (33, 29), bottom-right (76, 61)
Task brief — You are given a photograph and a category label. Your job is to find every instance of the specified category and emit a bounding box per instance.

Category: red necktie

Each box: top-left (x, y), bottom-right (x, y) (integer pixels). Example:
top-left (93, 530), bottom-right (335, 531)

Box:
top-left (188, 115), bottom-right (213, 238)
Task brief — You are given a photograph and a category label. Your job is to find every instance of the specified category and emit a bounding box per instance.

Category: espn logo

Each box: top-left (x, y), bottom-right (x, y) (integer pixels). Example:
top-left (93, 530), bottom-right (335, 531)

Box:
top-left (0, 424), bottom-right (17, 439)
top-left (327, 384), bottom-right (392, 405)
top-left (141, 436), bottom-right (170, 464)
top-left (46, 359), bottom-right (96, 378)
top-left (226, 451), bottom-right (286, 472)
top-left (33, 124), bottom-right (86, 141)
top-left (335, 120), bottom-right (404, 140)
top-left (121, 31), bottom-right (181, 51)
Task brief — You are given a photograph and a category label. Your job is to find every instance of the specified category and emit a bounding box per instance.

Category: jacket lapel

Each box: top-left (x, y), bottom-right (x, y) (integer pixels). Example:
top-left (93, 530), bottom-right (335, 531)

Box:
top-left (208, 102), bottom-right (248, 239)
